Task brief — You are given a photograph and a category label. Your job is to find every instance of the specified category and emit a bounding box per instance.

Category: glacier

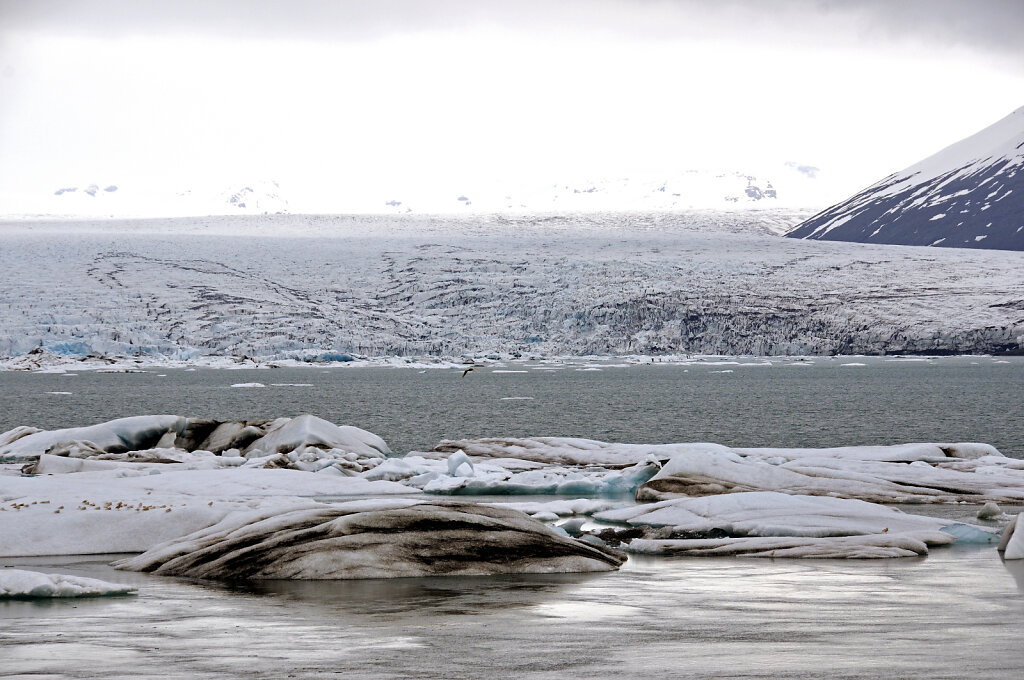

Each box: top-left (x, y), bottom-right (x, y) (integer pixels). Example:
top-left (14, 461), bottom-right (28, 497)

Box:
top-left (2, 211), bottom-right (1023, 361)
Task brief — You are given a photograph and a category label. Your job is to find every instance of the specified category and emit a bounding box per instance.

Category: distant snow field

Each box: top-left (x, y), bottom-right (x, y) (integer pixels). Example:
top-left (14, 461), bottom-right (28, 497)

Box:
top-left (1, 210), bottom-right (1022, 363)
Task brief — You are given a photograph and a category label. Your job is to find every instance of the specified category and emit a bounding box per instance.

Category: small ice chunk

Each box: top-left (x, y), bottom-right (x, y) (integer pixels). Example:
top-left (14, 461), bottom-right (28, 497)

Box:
top-left (939, 522), bottom-right (1000, 544)
top-left (0, 569), bottom-right (137, 598)
top-left (1000, 515), bottom-right (1024, 559)
top-left (558, 517), bottom-right (587, 536)
top-left (447, 450), bottom-right (475, 477)
top-left (977, 502), bottom-right (1002, 520)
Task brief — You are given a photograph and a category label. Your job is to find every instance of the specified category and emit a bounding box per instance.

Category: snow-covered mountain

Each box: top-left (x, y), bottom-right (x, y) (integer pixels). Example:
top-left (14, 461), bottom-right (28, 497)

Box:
top-left (3, 164), bottom-right (832, 219)
top-left (8, 180), bottom-right (290, 219)
top-left (375, 165), bottom-right (827, 214)
top-left (217, 181), bottom-right (289, 214)
top-left (786, 107), bottom-right (1024, 250)
top-left (1, 212), bottom-right (1021, 360)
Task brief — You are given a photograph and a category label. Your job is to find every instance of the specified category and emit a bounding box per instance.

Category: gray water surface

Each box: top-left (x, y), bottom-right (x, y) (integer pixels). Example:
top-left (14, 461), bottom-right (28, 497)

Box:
top-left (4, 545), bottom-right (1024, 679)
top-left (1, 356), bottom-right (1021, 456)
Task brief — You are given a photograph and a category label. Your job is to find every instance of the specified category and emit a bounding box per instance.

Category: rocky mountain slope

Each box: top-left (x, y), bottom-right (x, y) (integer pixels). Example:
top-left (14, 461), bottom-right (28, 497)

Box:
top-left (787, 107), bottom-right (1024, 251)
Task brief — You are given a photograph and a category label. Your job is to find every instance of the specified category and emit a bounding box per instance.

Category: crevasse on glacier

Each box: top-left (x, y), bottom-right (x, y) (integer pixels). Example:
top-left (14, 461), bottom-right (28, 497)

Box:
top-left (1, 212), bottom-right (1022, 359)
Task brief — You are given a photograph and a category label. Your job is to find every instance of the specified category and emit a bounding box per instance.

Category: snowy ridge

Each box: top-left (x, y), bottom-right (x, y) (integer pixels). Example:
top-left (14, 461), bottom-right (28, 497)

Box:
top-left (375, 165), bottom-right (826, 214)
top-left (2, 211), bottom-right (1023, 359)
top-left (4, 165), bottom-right (828, 219)
top-left (8, 180), bottom-right (290, 219)
top-left (787, 106), bottom-right (1024, 250)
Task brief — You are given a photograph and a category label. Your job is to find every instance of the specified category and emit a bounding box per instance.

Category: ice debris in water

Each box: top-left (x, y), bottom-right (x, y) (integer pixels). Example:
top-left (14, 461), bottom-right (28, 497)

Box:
top-left (593, 492), bottom-right (999, 558)
top-left (1, 414), bottom-right (391, 476)
top-left (447, 450), bottom-right (474, 477)
top-left (939, 523), bottom-right (1001, 544)
top-left (0, 569), bottom-right (136, 598)
top-left (977, 502), bottom-right (1002, 520)
top-left (999, 514), bottom-right (1024, 560)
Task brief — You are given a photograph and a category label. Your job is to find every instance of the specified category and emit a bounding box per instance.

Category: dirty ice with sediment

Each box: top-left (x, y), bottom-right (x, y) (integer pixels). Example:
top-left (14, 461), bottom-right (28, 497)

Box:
top-left (3, 414), bottom-right (1024, 590)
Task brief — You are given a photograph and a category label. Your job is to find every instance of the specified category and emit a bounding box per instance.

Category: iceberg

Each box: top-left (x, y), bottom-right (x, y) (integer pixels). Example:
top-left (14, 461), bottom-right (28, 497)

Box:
top-left (638, 445), bottom-right (1024, 504)
top-left (999, 514), bottom-right (1024, 560)
top-left (361, 452), bottom-right (659, 497)
top-left (0, 415), bottom-right (188, 462)
top-left (592, 491), bottom-right (998, 558)
top-left (0, 569), bottom-right (136, 598)
top-left (2, 414), bottom-right (390, 476)
top-left (429, 437), bottom-right (1024, 504)
top-left (625, 534), bottom-right (947, 559)
top-left (1, 465), bottom-right (415, 557)
top-left (115, 500), bottom-right (626, 579)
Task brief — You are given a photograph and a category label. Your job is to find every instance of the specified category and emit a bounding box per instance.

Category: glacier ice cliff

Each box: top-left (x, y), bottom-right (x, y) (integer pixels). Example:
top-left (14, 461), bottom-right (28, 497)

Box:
top-left (1, 211), bottom-right (1022, 359)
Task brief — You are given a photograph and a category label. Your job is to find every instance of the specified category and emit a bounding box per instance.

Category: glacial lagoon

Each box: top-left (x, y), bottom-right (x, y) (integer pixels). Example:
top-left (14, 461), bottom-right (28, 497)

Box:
top-left (2, 356), bottom-right (1024, 678)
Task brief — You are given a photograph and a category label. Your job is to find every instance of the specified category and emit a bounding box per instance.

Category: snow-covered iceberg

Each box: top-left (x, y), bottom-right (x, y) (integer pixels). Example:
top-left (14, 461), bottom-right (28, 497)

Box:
top-left (115, 499), bottom-right (626, 579)
top-left (367, 452), bottom-right (659, 496)
top-left (429, 437), bottom-right (1024, 504)
top-left (0, 416), bottom-right (414, 557)
top-left (593, 492), bottom-right (998, 558)
top-left (0, 569), bottom-right (136, 598)
top-left (638, 443), bottom-right (1024, 504)
top-left (430, 437), bottom-right (674, 467)
top-left (2, 414), bottom-right (390, 476)
top-left (626, 534), bottom-right (945, 559)
top-left (999, 514), bottom-right (1024, 560)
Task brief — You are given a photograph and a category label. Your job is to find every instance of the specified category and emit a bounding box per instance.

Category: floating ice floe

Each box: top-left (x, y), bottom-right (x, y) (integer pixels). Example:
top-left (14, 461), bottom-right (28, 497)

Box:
top-left (0, 569), bottom-right (136, 598)
top-left (364, 452), bottom-right (659, 496)
top-left (594, 492), bottom-right (999, 558)
top-left (484, 498), bottom-right (625, 520)
top-left (638, 443), bottom-right (1024, 504)
top-left (1, 414), bottom-right (390, 476)
top-left (430, 437), bottom-right (1024, 504)
top-left (0, 467), bottom-right (414, 556)
top-left (0, 415), bottom-right (414, 557)
top-left (115, 499), bottom-right (626, 579)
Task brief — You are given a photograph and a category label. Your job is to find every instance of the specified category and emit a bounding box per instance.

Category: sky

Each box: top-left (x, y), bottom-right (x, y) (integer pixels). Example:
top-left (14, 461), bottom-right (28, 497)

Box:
top-left (1, 0), bottom-right (1023, 214)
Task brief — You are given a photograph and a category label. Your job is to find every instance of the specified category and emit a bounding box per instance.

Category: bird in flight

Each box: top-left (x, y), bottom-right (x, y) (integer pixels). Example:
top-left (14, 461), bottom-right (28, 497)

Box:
top-left (461, 366), bottom-right (478, 378)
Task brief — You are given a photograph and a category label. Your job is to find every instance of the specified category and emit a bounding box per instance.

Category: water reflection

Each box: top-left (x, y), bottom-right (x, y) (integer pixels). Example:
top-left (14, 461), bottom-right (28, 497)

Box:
top-left (228, 571), bottom-right (603, 617)
top-left (5, 548), bottom-right (1024, 679)
top-left (1001, 556), bottom-right (1024, 594)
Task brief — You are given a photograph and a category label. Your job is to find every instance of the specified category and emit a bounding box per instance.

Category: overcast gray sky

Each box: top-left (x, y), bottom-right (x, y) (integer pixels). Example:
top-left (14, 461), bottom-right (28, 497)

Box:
top-left (2, 0), bottom-right (1022, 212)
